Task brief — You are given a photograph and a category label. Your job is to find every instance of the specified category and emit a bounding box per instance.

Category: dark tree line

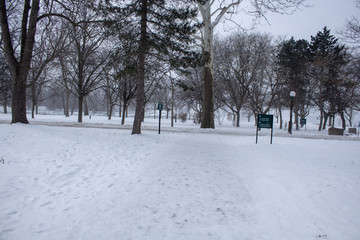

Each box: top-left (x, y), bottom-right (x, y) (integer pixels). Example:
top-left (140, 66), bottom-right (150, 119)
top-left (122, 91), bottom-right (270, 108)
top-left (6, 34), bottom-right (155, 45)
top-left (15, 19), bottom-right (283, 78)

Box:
top-left (213, 27), bottom-right (359, 130)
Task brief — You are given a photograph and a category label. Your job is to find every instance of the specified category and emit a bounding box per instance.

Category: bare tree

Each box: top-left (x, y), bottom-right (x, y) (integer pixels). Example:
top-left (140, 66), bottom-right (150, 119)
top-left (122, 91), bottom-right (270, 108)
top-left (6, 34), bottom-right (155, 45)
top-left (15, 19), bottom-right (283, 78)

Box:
top-left (339, 0), bottom-right (360, 51)
top-left (245, 34), bottom-right (279, 120)
top-left (215, 32), bottom-right (267, 127)
top-left (61, 2), bottom-right (109, 123)
top-left (0, 51), bottom-right (11, 113)
top-left (195, 0), bottom-right (306, 128)
top-left (0, 0), bottom-right (78, 123)
top-left (28, 18), bottom-right (68, 118)
top-left (0, 0), bottom-right (42, 123)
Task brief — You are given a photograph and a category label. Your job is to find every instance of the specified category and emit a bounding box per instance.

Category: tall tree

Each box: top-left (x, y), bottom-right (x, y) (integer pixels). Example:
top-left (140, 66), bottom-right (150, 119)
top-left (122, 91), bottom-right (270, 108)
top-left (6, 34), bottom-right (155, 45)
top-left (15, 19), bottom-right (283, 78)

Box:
top-left (309, 27), bottom-right (348, 130)
top-left (195, 0), bottom-right (306, 128)
top-left (98, 0), bottom-right (198, 134)
top-left (245, 34), bottom-right (279, 119)
top-left (0, 51), bottom-right (11, 113)
top-left (0, 0), bottom-right (41, 123)
top-left (63, 2), bottom-right (109, 123)
top-left (215, 32), bottom-right (268, 127)
top-left (277, 37), bottom-right (311, 130)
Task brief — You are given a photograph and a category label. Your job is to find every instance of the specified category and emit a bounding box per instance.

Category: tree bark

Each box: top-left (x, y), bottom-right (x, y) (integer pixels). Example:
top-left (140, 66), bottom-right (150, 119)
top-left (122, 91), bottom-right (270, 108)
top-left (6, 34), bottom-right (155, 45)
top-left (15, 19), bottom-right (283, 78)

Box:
top-left (121, 100), bottom-right (127, 125)
top-left (201, 65), bottom-right (215, 128)
top-left (78, 95), bottom-right (83, 123)
top-left (64, 88), bottom-right (70, 117)
top-left (3, 99), bottom-right (7, 114)
top-left (0, 0), bottom-right (41, 124)
top-left (31, 101), bottom-right (36, 119)
top-left (318, 110), bottom-right (323, 131)
top-left (340, 112), bottom-right (346, 129)
top-left (11, 73), bottom-right (29, 123)
top-left (108, 104), bottom-right (113, 120)
top-left (132, 0), bottom-right (148, 134)
top-left (279, 107), bottom-right (283, 129)
top-left (171, 79), bottom-right (174, 127)
top-left (322, 112), bottom-right (328, 130)
top-left (236, 110), bottom-right (240, 127)
top-left (119, 97), bottom-right (122, 118)
top-left (199, 1), bottom-right (215, 129)
top-left (31, 82), bottom-right (36, 119)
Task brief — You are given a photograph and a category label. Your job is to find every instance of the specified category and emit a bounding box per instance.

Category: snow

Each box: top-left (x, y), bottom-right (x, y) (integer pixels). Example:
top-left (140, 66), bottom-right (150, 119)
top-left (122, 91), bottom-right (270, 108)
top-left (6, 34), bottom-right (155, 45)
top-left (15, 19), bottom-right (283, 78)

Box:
top-left (0, 113), bottom-right (360, 240)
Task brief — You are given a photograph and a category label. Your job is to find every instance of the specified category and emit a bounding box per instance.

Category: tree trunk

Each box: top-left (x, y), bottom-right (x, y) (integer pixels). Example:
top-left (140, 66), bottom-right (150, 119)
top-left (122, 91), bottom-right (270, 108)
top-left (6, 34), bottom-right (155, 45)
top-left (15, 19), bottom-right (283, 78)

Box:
top-left (322, 112), bottom-right (328, 130)
top-left (31, 82), bottom-right (36, 119)
top-left (340, 112), bottom-right (346, 130)
top-left (119, 97), bottom-right (122, 118)
top-left (78, 95), bottom-right (83, 123)
top-left (295, 111), bottom-right (299, 130)
top-left (200, 61), bottom-right (215, 128)
top-left (318, 110), bottom-right (323, 131)
top-left (108, 104), bottom-right (113, 120)
top-left (106, 92), bottom-right (110, 117)
top-left (171, 79), bottom-right (174, 127)
top-left (31, 102), bottom-right (35, 119)
top-left (3, 99), bottom-right (7, 114)
top-left (153, 103), bottom-right (156, 119)
top-left (199, 2), bottom-right (214, 129)
top-left (132, 0), bottom-right (147, 134)
top-left (11, 74), bottom-right (29, 123)
top-left (236, 110), bottom-right (240, 127)
top-left (64, 88), bottom-right (70, 117)
top-left (279, 107), bottom-right (283, 129)
top-left (0, 0), bottom-right (41, 124)
top-left (121, 100), bottom-right (127, 125)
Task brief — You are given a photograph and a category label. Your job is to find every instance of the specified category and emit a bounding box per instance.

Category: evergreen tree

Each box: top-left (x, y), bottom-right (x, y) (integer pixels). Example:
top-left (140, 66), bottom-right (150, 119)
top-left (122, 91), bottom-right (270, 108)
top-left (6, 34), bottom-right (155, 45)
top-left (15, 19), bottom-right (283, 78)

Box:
top-left (309, 27), bottom-right (348, 130)
top-left (277, 37), bottom-right (311, 130)
top-left (97, 0), bottom-right (199, 134)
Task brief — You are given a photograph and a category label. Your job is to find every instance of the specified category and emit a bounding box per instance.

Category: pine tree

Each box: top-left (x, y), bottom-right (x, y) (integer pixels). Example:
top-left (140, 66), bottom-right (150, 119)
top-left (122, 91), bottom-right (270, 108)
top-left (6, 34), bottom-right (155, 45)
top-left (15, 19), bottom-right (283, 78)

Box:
top-left (309, 27), bottom-right (348, 130)
top-left (97, 0), bottom-right (199, 134)
top-left (277, 37), bottom-right (311, 130)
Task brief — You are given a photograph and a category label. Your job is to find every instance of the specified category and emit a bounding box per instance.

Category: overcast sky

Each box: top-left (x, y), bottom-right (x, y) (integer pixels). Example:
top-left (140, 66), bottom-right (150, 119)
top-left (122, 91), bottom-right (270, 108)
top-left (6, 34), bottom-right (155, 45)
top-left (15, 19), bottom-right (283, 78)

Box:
top-left (218, 0), bottom-right (359, 41)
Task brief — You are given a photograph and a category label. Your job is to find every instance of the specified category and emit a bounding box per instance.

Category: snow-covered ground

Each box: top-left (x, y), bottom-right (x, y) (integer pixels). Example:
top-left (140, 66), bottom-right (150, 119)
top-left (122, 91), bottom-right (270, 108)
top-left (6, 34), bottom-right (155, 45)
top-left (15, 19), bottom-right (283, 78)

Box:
top-left (0, 113), bottom-right (359, 240)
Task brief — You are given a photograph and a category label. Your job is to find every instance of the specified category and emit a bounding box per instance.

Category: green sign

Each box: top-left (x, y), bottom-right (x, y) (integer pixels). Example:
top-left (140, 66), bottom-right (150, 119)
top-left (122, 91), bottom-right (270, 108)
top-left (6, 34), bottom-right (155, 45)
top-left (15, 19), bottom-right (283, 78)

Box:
top-left (258, 114), bottom-right (273, 129)
top-left (157, 102), bottom-right (163, 111)
top-left (300, 118), bottom-right (307, 125)
top-left (256, 114), bottom-right (274, 144)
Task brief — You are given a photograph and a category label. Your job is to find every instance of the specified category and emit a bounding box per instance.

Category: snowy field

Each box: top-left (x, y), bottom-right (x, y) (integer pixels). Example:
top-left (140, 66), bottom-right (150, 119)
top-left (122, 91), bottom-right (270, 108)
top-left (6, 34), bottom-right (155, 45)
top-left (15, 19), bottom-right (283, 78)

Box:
top-left (0, 112), bottom-right (360, 240)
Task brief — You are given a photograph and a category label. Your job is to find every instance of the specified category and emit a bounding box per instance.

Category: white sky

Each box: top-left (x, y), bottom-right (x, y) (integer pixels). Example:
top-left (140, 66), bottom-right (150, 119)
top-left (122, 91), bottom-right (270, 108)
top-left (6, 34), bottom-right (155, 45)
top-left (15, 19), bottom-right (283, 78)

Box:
top-left (217, 0), bottom-right (359, 41)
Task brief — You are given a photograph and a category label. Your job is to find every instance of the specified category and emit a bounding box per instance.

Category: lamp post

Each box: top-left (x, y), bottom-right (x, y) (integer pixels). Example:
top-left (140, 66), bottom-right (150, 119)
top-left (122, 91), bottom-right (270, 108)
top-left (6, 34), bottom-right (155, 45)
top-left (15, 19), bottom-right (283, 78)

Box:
top-left (288, 91), bottom-right (296, 134)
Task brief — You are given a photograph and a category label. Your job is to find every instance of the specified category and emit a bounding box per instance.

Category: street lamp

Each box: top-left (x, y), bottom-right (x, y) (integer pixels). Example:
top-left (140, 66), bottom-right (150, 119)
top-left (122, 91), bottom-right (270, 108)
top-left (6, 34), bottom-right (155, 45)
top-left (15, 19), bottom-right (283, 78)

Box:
top-left (288, 91), bottom-right (296, 134)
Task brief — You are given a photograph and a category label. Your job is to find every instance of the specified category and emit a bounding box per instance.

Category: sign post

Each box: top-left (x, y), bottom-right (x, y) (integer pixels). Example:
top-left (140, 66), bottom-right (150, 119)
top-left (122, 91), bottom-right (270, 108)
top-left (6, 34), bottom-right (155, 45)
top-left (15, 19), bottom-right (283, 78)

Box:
top-left (256, 114), bottom-right (274, 144)
top-left (157, 102), bottom-right (163, 134)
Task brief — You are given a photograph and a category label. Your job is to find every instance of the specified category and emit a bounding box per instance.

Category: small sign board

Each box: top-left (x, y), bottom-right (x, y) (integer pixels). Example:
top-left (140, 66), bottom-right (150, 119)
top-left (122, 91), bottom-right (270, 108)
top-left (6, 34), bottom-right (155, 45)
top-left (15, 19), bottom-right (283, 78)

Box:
top-left (258, 114), bottom-right (273, 128)
top-left (256, 114), bottom-right (273, 144)
top-left (157, 102), bottom-right (163, 111)
top-left (300, 118), bottom-right (307, 131)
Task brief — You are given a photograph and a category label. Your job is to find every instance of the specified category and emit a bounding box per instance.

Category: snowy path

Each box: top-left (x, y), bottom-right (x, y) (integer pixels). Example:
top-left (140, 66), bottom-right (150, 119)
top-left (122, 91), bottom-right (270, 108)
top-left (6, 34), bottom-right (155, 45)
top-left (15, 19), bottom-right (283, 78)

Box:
top-left (0, 124), bottom-right (359, 240)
